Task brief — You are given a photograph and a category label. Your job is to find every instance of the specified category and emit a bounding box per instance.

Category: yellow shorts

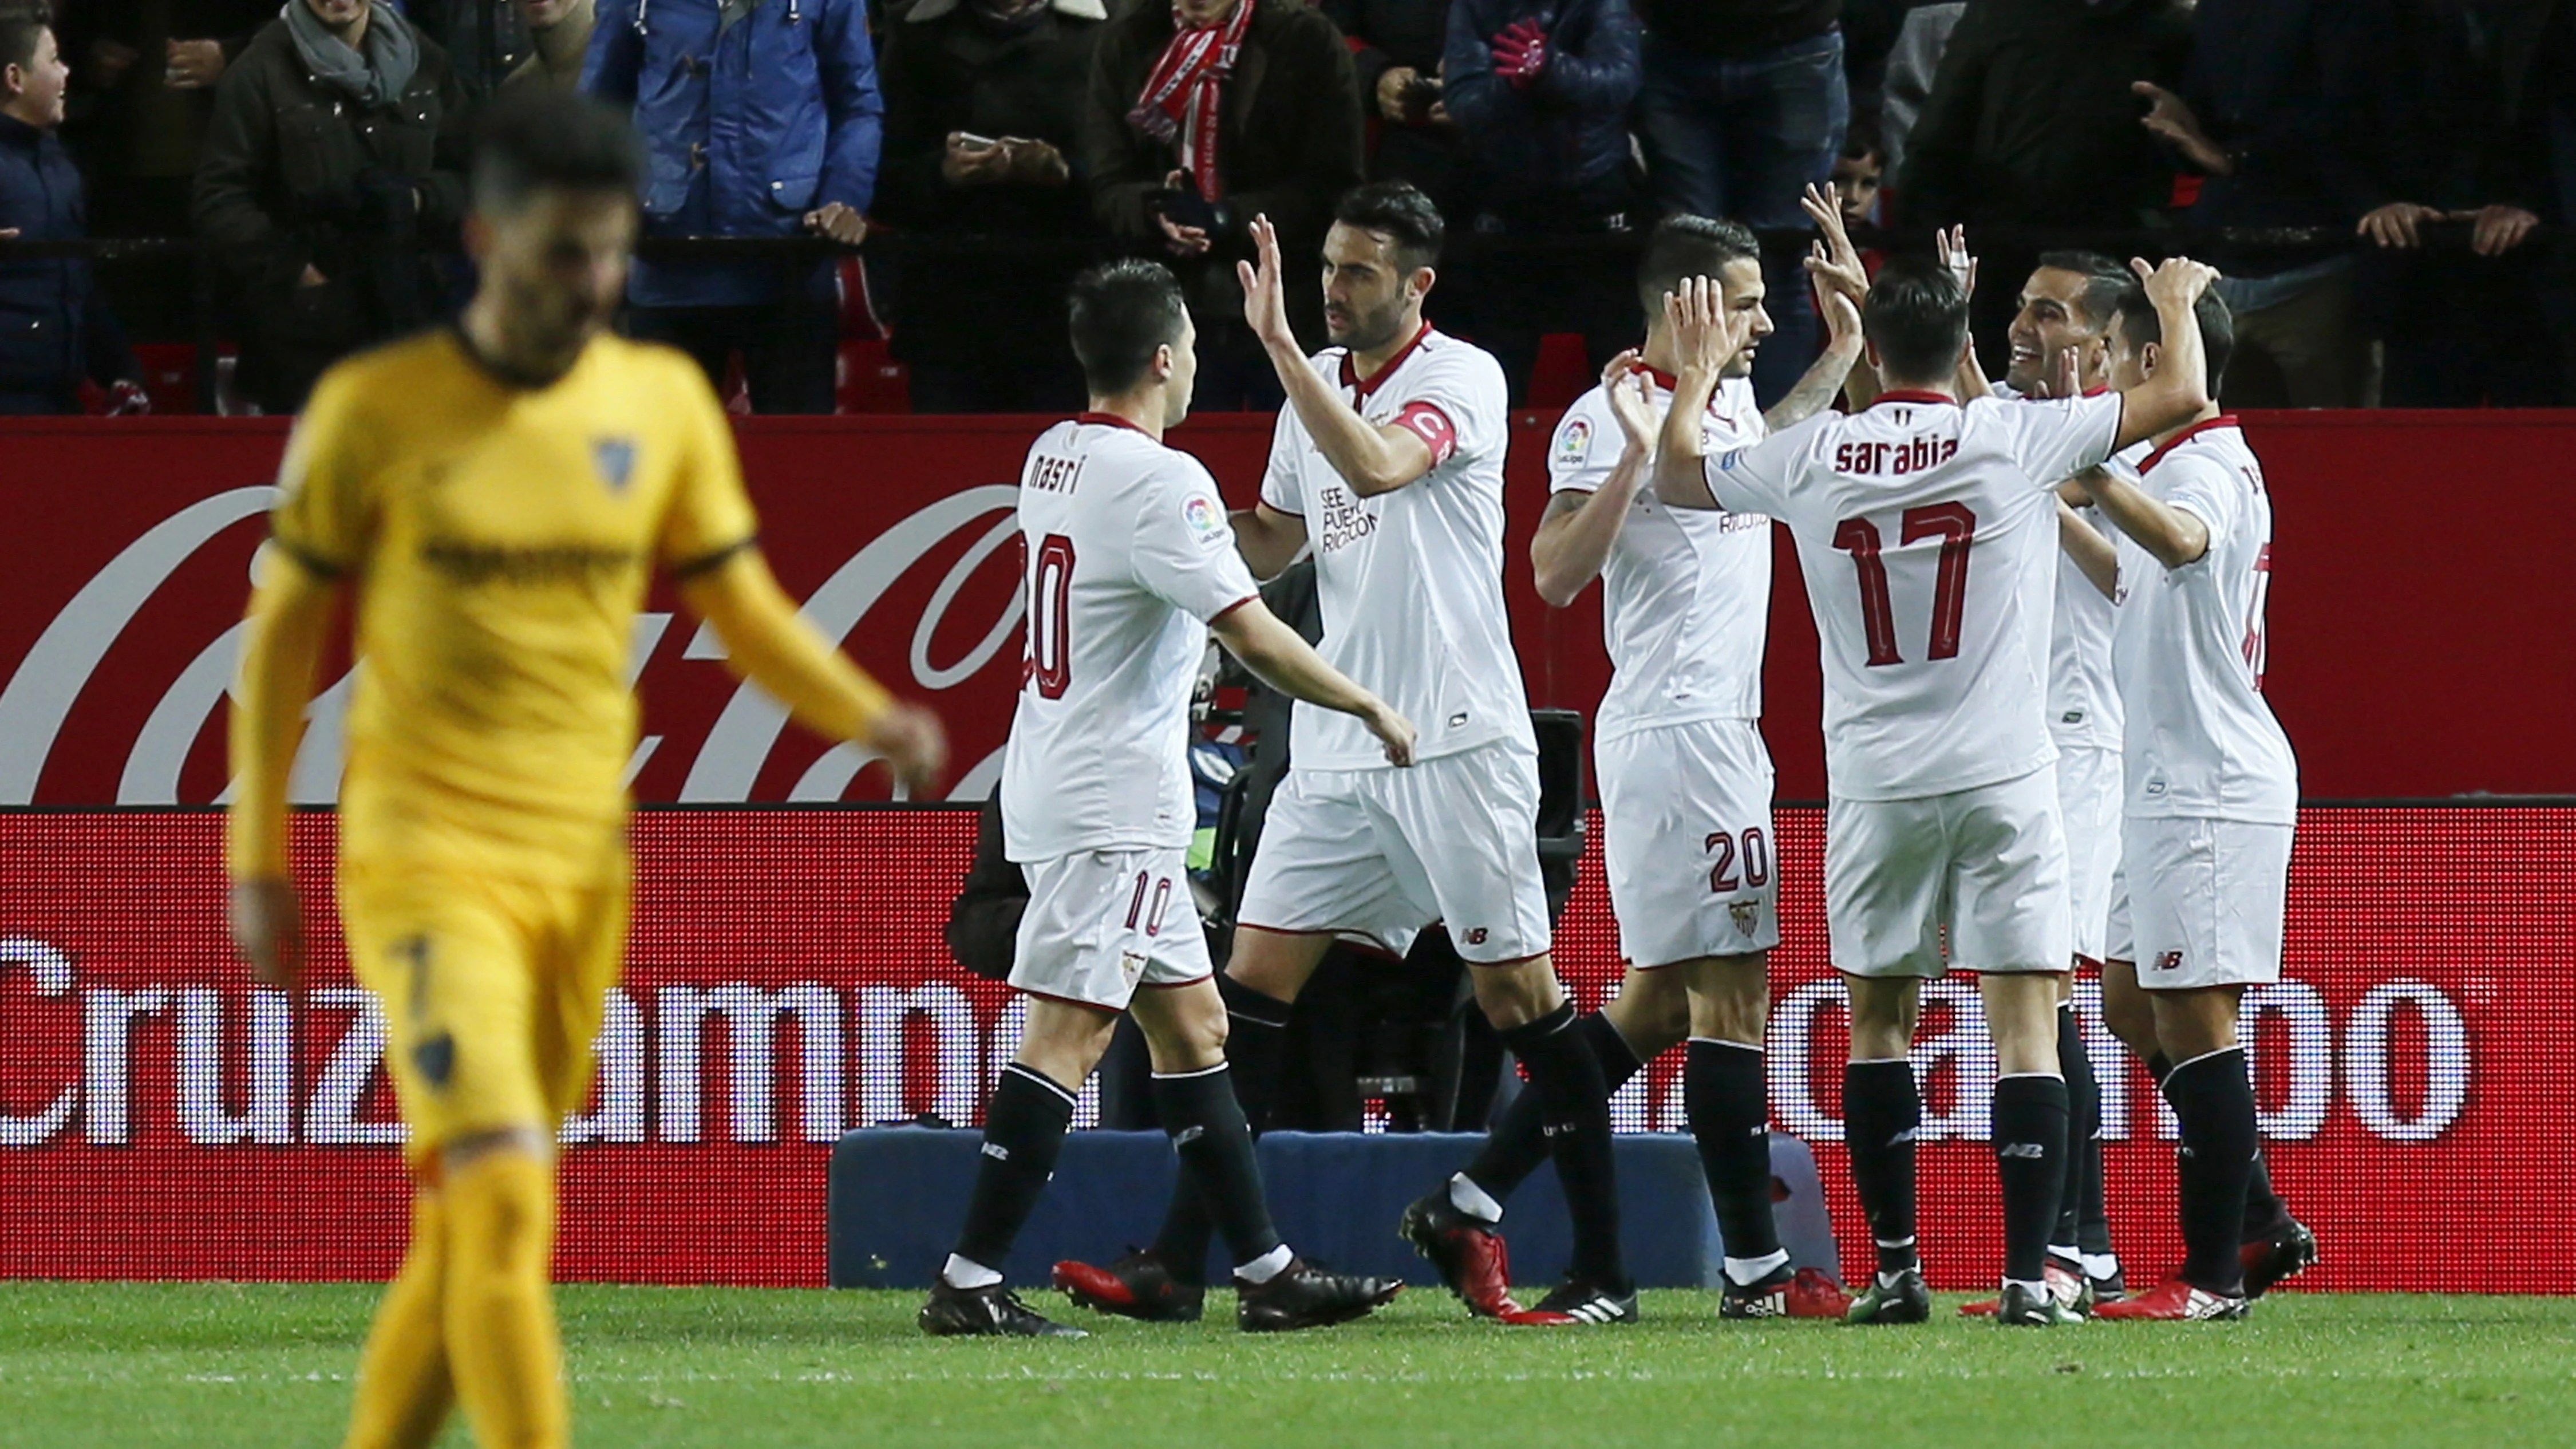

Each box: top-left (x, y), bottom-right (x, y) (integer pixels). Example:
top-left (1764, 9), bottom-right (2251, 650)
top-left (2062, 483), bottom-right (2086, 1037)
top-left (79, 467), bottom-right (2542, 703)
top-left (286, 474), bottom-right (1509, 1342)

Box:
top-left (340, 854), bottom-right (631, 1168)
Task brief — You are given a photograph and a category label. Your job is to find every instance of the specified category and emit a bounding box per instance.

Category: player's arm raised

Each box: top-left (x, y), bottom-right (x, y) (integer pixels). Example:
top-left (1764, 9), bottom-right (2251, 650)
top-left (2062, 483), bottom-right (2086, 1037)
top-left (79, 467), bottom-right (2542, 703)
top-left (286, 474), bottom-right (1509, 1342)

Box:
top-left (678, 550), bottom-right (949, 792)
top-left (1242, 214), bottom-right (1439, 499)
top-left (2109, 256), bottom-right (2221, 452)
top-left (226, 551), bottom-right (339, 988)
top-left (1651, 277), bottom-right (1753, 511)
top-left (1768, 185), bottom-right (1868, 431)
top-left (2057, 495), bottom-right (2120, 598)
top-left (1531, 353), bottom-right (1650, 607)
top-left (2074, 465), bottom-right (2210, 571)
top-left (1210, 599), bottom-right (1417, 767)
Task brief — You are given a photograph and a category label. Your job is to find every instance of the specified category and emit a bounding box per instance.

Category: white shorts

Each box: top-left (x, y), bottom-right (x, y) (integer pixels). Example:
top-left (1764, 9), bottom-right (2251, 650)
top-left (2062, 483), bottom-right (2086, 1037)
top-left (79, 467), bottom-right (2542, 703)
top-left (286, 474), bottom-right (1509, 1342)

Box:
top-left (2104, 862), bottom-right (2134, 965)
top-left (2124, 816), bottom-right (2293, 991)
top-left (1236, 744), bottom-right (1552, 965)
top-left (2054, 745), bottom-right (2124, 964)
top-left (1010, 846), bottom-right (1212, 1010)
top-left (1825, 766), bottom-right (2072, 979)
top-left (1598, 717), bottom-right (1781, 966)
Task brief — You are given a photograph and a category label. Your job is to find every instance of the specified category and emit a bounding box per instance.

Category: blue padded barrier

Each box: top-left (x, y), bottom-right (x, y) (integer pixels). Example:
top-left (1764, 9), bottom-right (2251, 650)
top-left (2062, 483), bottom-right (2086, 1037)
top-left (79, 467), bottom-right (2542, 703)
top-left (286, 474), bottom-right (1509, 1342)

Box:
top-left (828, 1128), bottom-right (1839, 1290)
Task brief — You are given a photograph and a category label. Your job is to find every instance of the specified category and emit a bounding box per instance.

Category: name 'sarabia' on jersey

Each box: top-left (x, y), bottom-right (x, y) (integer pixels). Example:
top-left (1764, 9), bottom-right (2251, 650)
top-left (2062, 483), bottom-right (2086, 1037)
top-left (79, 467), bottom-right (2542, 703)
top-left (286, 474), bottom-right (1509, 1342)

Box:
top-left (2048, 440), bottom-right (2147, 751)
top-left (1003, 416), bottom-right (1261, 863)
top-left (1260, 326), bottom-right (1534, 769)
top-left (1547, 371), bottom-right (1771, 739)
top-left (2112, 417), bottom-right (2298, 823)
top-left (1707, 390), bottom-right (2124, 802)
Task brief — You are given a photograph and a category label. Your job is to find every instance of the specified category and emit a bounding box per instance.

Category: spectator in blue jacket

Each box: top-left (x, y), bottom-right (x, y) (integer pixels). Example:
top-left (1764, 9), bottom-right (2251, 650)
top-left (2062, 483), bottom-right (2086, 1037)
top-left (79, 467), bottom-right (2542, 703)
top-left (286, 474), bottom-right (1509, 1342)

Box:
top-left (584, 0), bottom-right (880, 414)
top-left (1440, 0), bottom-right (1640, 401)
top-left (0, 8), bottom-right (147, 415)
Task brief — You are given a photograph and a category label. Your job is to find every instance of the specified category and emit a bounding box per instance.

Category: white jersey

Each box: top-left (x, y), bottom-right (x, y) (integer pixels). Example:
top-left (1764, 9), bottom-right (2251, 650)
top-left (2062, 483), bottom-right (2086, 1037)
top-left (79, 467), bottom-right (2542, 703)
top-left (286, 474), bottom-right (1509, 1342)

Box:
top-left (1547, 370), bottom-right (1772, 740)
top-left (2111, 417), bottom-right (2298, 823)
top-left (2050, 477), bottom-right (2130, 750)
top-left (1003, 415), bottom-right (1261, 862)
top-left (1259, 326), bottom-right (1533, 769)
top-left (1707, 389), bottom-right (2124, 801)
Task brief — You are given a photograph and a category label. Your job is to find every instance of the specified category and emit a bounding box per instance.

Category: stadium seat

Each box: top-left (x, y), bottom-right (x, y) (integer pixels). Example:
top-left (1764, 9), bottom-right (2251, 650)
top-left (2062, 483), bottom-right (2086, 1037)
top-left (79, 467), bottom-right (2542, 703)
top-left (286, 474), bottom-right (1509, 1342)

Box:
top-left (827, 1127), bottom-right (1839, 1291)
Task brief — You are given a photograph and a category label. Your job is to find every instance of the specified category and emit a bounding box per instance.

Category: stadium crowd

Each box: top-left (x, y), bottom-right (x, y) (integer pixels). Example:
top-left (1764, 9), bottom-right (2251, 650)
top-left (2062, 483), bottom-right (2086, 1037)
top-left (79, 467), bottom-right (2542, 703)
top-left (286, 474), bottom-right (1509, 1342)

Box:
top-left (1, 0), bottom-right (2570, 416)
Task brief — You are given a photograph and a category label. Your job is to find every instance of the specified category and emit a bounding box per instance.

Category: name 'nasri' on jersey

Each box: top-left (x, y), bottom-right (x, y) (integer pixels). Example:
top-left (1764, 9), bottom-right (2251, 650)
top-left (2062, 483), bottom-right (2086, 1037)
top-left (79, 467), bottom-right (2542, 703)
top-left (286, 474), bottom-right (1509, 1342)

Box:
top-left (1003, 413), bottom-right (1261, 864)
top-left (1706, 389), bottom-right (2124, 802)
top-left (1259, 325), bottom-right (1533, 770)
top-left (1547, 367), bottom-right (1772, 739)
top-left (2111, 416), bottom-right (2298, 824)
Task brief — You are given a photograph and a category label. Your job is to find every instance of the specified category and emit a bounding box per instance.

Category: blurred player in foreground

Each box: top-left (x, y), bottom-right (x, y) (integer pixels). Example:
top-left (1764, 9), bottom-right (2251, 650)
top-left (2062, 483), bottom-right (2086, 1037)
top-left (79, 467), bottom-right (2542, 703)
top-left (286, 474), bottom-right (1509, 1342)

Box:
top-left (227, 89), bottom-right (946, 1449)
top-left (922, 260), bottom-right (1413, 1337)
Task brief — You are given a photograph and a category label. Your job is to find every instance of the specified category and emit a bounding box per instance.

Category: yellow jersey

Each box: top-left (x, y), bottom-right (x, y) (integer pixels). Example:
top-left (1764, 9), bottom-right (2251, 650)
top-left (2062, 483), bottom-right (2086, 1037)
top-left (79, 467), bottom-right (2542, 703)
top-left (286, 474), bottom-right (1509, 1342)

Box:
top-left (269, 329), bottom-right (757, 884)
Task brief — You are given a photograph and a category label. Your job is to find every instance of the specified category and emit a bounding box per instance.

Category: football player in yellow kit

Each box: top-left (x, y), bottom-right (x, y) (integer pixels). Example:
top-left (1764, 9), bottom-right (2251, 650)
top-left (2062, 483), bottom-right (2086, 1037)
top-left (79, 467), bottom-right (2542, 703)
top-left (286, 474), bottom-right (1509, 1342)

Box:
top-left (226, 89), bottom-right (946, 1449)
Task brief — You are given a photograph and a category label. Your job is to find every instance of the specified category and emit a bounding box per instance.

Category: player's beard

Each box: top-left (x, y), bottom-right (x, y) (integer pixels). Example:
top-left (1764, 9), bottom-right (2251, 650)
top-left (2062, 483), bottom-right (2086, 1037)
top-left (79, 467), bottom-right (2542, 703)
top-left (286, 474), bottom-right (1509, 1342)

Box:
top-left (1326, 295), bottom-right (1409, 354)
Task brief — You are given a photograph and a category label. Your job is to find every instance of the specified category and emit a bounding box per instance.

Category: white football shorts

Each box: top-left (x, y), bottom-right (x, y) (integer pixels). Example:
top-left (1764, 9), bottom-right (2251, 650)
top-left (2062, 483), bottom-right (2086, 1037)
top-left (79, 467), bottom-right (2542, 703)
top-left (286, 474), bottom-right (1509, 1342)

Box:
top-left (1010, 845), bottom-right (1212, 1010)
top-left (1235, 743), bottom-right (1552, 965)
top-left (1825, 765), bottom-right (2073, 978)
top-left (2124, 816), bottom-right (2292, 991)
top-left (1598, 717), bottom-right (1782, 966)
top-left (2054, 745), bottom-right (2124, 964)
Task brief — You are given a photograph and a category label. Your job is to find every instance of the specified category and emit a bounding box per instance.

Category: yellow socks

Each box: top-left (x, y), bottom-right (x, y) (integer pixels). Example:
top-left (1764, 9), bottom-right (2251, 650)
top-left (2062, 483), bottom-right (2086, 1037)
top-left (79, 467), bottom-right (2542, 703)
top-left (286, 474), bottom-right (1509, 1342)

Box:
top-left (441, 1151), bottom-right (568, 1449)
top-left (345, 1190), bottom-right (459, 1449)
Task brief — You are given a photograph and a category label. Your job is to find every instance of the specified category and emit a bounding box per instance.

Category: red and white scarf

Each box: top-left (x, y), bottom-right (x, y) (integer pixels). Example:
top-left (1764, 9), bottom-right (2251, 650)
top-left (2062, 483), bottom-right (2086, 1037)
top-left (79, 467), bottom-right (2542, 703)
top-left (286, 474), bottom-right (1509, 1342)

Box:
top-left (1127, 0), bottom-right (1257, 201)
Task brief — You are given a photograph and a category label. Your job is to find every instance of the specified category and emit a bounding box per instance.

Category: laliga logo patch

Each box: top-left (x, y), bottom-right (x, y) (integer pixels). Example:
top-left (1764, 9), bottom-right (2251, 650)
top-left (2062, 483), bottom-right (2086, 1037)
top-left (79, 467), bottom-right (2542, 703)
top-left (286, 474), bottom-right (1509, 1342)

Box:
top-left (1183, 493), bottom-right (1225, 540)
top-left (592, 436), bottom-right (638, 493)
top-left (1555, 417), bottom-right (1593, 466)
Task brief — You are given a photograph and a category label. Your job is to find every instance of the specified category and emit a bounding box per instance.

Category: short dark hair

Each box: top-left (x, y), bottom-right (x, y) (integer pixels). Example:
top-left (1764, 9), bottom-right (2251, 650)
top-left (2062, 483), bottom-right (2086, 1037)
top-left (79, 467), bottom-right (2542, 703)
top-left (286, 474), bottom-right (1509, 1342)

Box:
top-left (1842, 109), bottom-right (1883, 163)
top-left (1862, 253), bottom-right (1970, 385)
top-left (2033, 251), bottom-right (2140, 332)
top-left (1635, 215), bottom-right (1761, 320)
top-left (0, 5), bottom-right (49, 76)
top-left (1333, 181), bottom-right (1444, 273)
top-left (1068, 259), bottom-right (1187, 394)
top-left (470, 89), bottom-right (646, 216)
top-left (2115, 286), bottom-right (2235, 395)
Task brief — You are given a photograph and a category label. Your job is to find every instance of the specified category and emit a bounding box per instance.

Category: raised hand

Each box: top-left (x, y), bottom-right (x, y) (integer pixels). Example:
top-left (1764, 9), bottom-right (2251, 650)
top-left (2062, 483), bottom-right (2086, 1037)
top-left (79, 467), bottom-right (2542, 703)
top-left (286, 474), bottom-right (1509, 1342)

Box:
top-left (2132, 254), bottom-right (2221, 311)
top-left (1799, 181), bottom-right (1868, 304)
top-left (1236, 213), bottom-right (1297, 350)
top-left (1665, 275), bottom-right (1744, 378)
top-left (1599, 351), bottom-right (1655, 447)
top-left (1935, 224), bottom-right (1977, 300)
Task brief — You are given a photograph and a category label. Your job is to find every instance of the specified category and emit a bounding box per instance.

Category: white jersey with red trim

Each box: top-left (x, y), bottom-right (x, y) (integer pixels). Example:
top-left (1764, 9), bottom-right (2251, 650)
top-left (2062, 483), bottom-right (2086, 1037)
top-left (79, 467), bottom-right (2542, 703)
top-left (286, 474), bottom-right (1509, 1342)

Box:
top-left (2112, 417), bottom-right (2298, 823)
top-left (2049, 444), bottom-right (2142, 751)
top-left (1547, 372), bottom-right (1771, 738)
top-left (1005, 415), bottom-right (1261, 862)
top-left (1706, 389), bottom-right (2124, 801)
top-left (1259, 326), bottom-right (1532, 769)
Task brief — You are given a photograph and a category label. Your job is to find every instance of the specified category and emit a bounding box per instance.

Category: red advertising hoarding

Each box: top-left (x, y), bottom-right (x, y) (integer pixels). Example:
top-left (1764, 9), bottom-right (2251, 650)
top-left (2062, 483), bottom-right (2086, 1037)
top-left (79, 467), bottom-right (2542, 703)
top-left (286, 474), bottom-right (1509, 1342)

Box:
top-left (2, 806), bottom-right (2566, 1292)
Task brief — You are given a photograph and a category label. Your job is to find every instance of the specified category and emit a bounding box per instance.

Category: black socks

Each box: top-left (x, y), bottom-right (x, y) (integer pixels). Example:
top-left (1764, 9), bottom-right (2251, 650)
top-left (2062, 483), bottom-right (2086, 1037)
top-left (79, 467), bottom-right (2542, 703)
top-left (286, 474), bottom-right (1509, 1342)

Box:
top-left (1462, 1010), bottom-right (1645, 1202)
top-left (1685, 1039), bottom-right (1781, 1265)
top-left (1992, 1073), bottom-right (2071, 1285)
top-left (1148, 976), bottom-right (1294, 1284)
top-left (1152, 1063), bottom-right (1285, 1269)
top-left (953, 1063), bottom-right (1077, 1271)
top-left (2053, 1005), bottom-right (2099, 1262)
top-left (1499, 1002), bottom-right (1626, 1290)
top-left (2150, 1045), bottom-right (2286, 1243)
top-left (1843, 1059), bottom-right (1921, 1277)
top-left (2164, 1047), bottom-right (2259, 1295)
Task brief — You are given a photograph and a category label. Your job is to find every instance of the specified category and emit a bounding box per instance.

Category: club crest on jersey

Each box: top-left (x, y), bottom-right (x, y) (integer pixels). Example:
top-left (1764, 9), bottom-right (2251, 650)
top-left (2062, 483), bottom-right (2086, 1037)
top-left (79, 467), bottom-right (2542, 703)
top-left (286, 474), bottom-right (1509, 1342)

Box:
top-left (592, 437), bottom-right (638, 493)
top-left (1183, 493), bottom-right (1225, 540)
top-left (1730, 902), bottom-right (1761, 937)
top-left (1120, 952), bottom-right (1148, 986)
top-left (1555, 417), bottom-right (1593, 467)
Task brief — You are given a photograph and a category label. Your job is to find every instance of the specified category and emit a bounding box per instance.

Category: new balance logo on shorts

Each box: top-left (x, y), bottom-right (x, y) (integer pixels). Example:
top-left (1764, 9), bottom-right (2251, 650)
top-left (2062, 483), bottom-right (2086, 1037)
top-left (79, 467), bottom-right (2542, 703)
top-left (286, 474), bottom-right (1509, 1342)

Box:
top-left (1464, 927), bottom-right (1490, 946)
top-left (2157, 951), bottom-right (2185, 973)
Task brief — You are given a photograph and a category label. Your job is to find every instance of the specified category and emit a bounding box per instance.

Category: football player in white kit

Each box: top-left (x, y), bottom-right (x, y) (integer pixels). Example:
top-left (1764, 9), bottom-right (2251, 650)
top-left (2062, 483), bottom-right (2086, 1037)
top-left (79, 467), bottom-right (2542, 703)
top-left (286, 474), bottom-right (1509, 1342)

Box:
top-left (1398, 202), bottom-right (1864, 1324)
top-left (1647, 252), bottom-right (2222, 1327)
top-left (2060, 287), bottom-right (2313, 1321)
top-left (923, 261), bottom-right (1416, 1339)
top-left (1058, 183), bottom-right (1639, 1328)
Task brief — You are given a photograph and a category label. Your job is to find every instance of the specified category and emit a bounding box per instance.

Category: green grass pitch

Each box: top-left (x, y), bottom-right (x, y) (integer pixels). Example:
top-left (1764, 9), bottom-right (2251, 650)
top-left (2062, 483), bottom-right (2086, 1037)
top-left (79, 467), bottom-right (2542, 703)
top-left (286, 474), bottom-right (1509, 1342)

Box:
top-left (2, 1283), bottom-right (2567, 1447)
